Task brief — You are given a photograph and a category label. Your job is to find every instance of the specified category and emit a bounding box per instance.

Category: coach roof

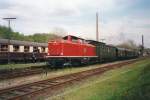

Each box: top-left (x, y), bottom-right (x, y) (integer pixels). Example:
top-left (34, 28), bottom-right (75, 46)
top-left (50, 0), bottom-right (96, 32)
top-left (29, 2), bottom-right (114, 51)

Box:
top-left (86, 40), bottom-right (105, 45)
top-left (0, 38), bottom-right (47, 47)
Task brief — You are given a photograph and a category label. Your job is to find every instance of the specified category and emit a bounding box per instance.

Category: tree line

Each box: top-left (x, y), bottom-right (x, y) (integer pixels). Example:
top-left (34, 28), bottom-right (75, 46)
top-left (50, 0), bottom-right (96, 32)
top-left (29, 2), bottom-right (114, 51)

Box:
top-left (0, 25), bottom-right (61, 43)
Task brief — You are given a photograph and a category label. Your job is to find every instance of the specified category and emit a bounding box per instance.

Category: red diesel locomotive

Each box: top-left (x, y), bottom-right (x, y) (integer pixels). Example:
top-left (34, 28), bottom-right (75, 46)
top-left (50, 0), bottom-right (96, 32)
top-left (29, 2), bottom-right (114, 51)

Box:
top-left (46, 35), bottom-right (139, 67)
top-left (46, 35), bottom-right (98, 66)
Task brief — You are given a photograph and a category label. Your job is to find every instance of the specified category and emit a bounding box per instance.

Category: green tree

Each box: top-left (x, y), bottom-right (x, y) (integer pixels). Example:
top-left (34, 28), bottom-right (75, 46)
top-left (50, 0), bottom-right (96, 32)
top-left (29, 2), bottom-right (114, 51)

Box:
top-left (0, 25), bottom-right (13, 39)
top-left (0, 25), bottom-right (61, 43)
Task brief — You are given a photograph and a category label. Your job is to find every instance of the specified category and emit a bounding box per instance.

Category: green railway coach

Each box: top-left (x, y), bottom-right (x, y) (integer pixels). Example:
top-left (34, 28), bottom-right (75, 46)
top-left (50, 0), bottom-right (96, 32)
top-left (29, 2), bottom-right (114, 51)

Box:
top-left (87, 40), bottom-right (117, 62)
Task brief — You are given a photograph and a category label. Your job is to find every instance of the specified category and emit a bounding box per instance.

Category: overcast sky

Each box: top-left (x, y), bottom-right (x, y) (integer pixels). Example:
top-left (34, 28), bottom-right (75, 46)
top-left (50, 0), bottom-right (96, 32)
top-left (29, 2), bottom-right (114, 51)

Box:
top-left (0, 0), bottom-right (149, 47)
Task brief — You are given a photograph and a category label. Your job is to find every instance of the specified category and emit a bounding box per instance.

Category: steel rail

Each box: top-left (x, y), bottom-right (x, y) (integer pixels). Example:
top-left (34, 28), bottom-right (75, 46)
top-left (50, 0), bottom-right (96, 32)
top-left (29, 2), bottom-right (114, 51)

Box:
top-left (0, 59), bottom-right (141, 100)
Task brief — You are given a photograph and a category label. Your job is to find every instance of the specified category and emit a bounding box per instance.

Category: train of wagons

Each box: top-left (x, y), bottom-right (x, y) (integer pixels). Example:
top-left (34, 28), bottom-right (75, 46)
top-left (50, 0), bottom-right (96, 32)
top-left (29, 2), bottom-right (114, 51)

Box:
top-left (46, 35), bottom-right (139, 67)
top-left (0, 39), bottom-right (47, 63)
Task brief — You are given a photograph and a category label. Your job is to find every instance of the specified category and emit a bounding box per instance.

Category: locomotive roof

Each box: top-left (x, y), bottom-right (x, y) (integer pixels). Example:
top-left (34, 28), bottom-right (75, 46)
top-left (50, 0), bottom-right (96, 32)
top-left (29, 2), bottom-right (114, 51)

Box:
top-left (63, 35), bottom-right (85, 40)
top-left (0, 38), bottom-right (48, 47)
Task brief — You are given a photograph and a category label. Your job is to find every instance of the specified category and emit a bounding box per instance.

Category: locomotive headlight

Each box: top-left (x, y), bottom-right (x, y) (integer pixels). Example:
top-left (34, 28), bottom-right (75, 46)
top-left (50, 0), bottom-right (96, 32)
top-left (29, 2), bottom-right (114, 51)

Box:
top-left (60, 52), bottom-right (63, 55)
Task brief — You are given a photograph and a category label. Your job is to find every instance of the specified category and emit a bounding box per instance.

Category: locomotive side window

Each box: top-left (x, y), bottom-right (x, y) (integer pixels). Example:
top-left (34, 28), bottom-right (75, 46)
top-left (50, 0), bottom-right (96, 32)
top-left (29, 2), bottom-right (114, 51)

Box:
top-left (13, 45), bottom-right (19, 52)
top-left (0, 44), bottom-right (8, 52)
top-left (72, 39), bottom-right (78, 43)
top-left (24, 46), bottom-right (30, 52)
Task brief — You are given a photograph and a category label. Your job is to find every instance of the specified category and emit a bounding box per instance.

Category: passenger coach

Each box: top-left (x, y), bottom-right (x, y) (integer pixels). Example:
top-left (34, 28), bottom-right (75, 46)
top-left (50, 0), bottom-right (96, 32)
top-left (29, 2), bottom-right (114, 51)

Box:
top-left (0, 39), bottom-right (48, 63)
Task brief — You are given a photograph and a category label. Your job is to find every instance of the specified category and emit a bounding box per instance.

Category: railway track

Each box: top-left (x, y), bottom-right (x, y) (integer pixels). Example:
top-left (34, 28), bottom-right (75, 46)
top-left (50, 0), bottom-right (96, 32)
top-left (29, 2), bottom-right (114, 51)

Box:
top-left (0, 66), bottom-right (46, 80)
top-left (0, 59), bottom-right (140, 100)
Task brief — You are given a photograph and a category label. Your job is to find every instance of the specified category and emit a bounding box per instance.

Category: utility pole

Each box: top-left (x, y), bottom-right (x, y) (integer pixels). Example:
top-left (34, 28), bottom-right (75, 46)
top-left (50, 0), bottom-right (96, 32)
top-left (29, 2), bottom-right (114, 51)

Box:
top-left (2, 17), bottom-right (16, 63)
top-left (142, 35), bottom-right (144, 56)
top-left (96, 12), bottom-right (99, 41)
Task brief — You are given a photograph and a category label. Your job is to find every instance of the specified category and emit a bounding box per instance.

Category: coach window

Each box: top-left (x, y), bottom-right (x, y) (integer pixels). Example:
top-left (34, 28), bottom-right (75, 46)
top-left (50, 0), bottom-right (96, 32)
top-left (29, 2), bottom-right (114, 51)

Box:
top-left (101, 45), bottom-right (103, 49)
top-left (33, 46), bottom-right (38, 52)
top-left (41, 47), bottom-right (45, 53)
top-left (106, 47), bottom-right (108, 52)
top-left (0, 44), bottom-right (8, 52)
top-left (13, 45), bottom-right (19, 52)
top-left (24, 46), bottom-right (29, 52)
top-left (107, 47), bottom-right (109, 53)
